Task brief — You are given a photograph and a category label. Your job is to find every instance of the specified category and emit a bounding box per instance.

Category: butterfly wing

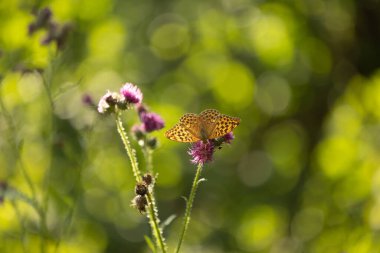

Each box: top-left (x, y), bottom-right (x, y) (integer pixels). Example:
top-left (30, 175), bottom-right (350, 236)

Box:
top-left (165, 113), bottom-right (202, 142)
top-left (179, 113), bottom-right (203, 139)
top-left (165, 110), bottom-right (240, 142)
top-left (199, 109), bottom-right (220, 138)
top-left (208, 112), bottom-right (240, 139)
top-left (165, 123), bottom-right (201, 142)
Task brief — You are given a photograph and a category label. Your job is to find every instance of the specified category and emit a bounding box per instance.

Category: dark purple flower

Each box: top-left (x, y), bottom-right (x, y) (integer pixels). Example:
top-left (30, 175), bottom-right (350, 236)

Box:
top-left (136, 104), bottom-right (148, 119)
top-left (141, 112), bottom-right (165, 132)
top-left (223, 132), bottom-right (234, 144)
top-left (82, 94), bottom-right (95, 107)
top-left (188, 141), bottom-right (215, 165)
top-left (28, 7), bottom-right (52, 35)
top-left (120, 83), bottom-right (143, 104)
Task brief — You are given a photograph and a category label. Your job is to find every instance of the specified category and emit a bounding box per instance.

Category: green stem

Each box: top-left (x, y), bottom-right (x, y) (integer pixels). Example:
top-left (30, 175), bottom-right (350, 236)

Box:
top-left (143, 145), bottom-right (153, 173)
top-left (146, 192), bottom-right (167, 253)
top-left (175, 163), bottom-right (204, 253)
top-left (115, 112), bottom-right (167, 253)
top-left (115, 112), bottom-right (142, 182)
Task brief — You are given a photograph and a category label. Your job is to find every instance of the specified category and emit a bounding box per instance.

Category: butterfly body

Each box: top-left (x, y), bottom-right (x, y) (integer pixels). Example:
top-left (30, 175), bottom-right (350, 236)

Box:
top-left (165, 109), bottom-right (240, 143)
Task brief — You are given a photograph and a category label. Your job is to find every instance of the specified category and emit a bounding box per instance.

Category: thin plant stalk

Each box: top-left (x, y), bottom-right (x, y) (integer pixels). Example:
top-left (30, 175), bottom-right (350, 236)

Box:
top-left (175, 163), bottom-right (204, 253)
top-left (143, 144), bottom-right (153, 173)
top-left (0, 94), bottom-right (47, 253)
top-left (115, 111), bottom-right (167, 253)
top-left (142, 137), bottom-right (167, 252)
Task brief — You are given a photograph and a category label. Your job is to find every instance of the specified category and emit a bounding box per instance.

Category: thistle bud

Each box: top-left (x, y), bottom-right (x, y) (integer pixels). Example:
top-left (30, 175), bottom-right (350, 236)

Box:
top-left (142, 173), bottom-right (153, 186)
top-left (131, 195), bottom-right (148, 214)
top-left (135, 182), bottom-right (148, 196)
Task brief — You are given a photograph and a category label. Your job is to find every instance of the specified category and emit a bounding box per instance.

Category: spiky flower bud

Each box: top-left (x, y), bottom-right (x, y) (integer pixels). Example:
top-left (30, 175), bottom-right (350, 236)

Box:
top-left (142, 173), bottom-right (153, 186)
top-left (131, 195), bottom-right (148, 214)
top-left (135, 182), bottom-right (148, 196)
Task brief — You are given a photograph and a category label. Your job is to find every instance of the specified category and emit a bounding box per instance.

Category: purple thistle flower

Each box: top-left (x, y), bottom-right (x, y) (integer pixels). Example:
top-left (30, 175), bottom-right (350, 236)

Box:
top-left (120, 83), bottom-right (143, 104)
top-left (188, 141), bottom-right (215, 165)
top-left (223, 132), bottom-right (234, 144)
top-left (141, 112), bottom-right (165, 133)
top-left (211, 131), bottom-right (235, 147)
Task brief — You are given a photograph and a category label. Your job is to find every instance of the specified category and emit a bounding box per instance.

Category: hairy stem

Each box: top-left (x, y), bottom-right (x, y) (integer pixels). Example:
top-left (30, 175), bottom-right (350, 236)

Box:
top-left (115, 112), bottom-right (142, 182)
top-left (175, 163), bottom-right (204, 253)
top-left (115, 111), bottom-right (167, 253)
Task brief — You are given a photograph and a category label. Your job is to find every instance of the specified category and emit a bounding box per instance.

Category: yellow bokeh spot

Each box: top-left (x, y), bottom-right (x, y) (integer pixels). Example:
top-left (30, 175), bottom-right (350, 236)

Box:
top-left (249, 12), bottom-right (294, 68)
top-left (0, 72), bottom-right (23, 109)
top-left (77, 0), bottom-right (112, 20)
top-left (29, 35), bottom-right (52, 68)
top-left (17, 73), bottom-right (43, 103)
top-left (237, 205), bottom-right (284, 251)
top-left (196, 10), bottom-right (228, 52)
top-left (1, 12), bottom-right (30, 49)
top-left (362, 73), bottom-right (380, 120)
top-left (150, 23), bottom-right (190, 60)
top-left (88, 19), bottom-right (126, 64)
top-left (317, 136), bottom-right (358, 178)
top-left (51, 0), bottom-right (75, 20)
top-left (211, 61), bottom-right (255, 109)
top-left (90, 148), bottom-right (133, 189)
top-left (329, 104), bottom-right (361, 138)
top-left (20, 140), bottom-right (50, 185)
top-left (0, 202), bottom-right (17, 230)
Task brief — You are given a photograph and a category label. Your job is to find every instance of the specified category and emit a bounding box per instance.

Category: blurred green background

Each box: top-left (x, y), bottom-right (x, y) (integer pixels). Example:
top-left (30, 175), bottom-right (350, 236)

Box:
top-left (1, 0), bottom-right (380, 252)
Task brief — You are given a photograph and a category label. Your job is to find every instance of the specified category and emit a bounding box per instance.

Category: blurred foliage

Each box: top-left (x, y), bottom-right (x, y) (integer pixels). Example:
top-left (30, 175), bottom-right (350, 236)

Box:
top-left (1, 0), bottom-right (380, 252)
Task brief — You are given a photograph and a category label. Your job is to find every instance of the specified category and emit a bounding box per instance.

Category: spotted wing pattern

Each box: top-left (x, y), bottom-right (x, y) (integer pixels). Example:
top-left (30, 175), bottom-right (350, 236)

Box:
top-left (199, 109), bottom-right (220, 138)
top-left (165, 113), bottom-right (202, 142)
top-left (165, 109), bottom-right (240, 142)
top-left (164, 123), bottom-right (201, 142)
top-left (208, 114), bottom-right (240, 139)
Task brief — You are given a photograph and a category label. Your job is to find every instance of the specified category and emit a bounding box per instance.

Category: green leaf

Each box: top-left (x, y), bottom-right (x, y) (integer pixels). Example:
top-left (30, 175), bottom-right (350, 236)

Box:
top-left (160, 214), bottom-right (177, 230)
top-left (144, 235), bottom-right (157, 253)
top-left (197, 178), bottom-right (207, 184)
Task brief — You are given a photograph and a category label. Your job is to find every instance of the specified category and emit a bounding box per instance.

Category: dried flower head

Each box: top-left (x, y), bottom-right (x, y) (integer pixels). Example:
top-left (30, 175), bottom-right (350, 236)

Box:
top-left (42, 23), bottom-right (72, 49)
top-left (28, 7), bottom-right (52, 35)
top-left (131, 124), bottom-right (145, 140)
top-left (188, 140), bottom-right (215, 165)
top-left (141, 112), bottom-right (165, 133)
top-left (120, 83), bottom-right (143, 104)
top-left (135, 182), bottom-right (148, 196)
top-left (131, 195), bottom-right (148, 214)
top-left (97, 91), bottom-right (124, 114)
top-left (142, 173), bottom-right (154, 186)
top-left (146, 137), bottom-right (158, 149)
